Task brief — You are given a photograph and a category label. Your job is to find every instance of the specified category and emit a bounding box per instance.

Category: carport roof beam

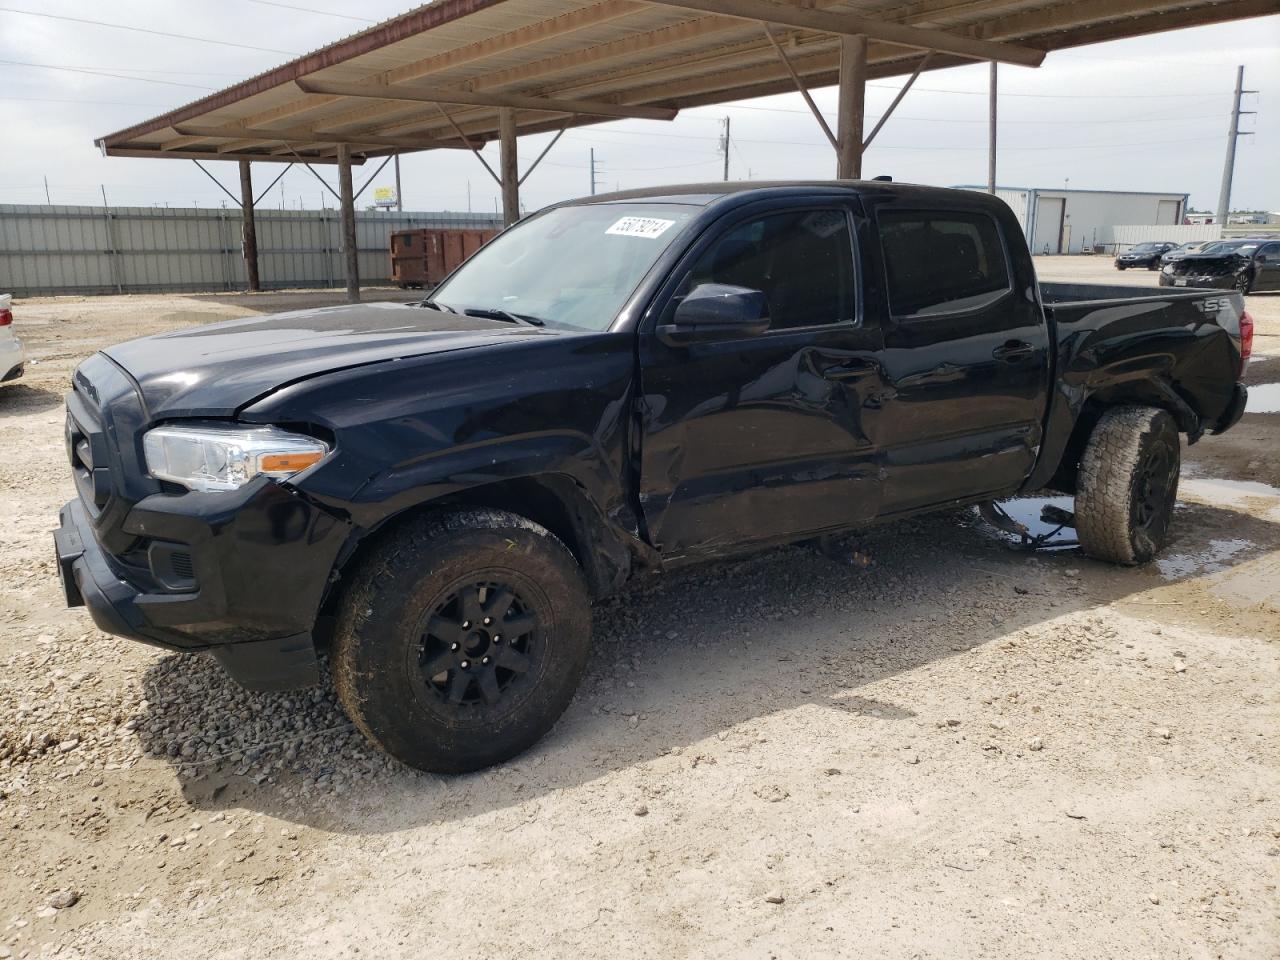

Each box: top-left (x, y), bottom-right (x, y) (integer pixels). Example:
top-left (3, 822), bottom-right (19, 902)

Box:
top-left (639, 0), bottom-right (1046, 66)
top-left (295, 79), bottom-right (681, 122)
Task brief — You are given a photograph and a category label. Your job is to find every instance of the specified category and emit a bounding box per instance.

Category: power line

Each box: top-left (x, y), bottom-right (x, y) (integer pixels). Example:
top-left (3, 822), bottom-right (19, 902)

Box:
top-left (245, 0), bottom-right (376, 21)
top-left (0, 59), bottom-right (215, 89)
top-left (0, 7), bottom-right (299, 55)
top-left (0, 95), bottom-right (176, 108)
top-left (706, 104), bottom-right (1227, 124)
top-left (0, 62), bottom-right (248, 76)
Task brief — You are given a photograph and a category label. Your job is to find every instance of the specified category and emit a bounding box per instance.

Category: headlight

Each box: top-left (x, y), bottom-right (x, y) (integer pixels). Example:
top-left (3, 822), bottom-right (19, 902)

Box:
top-left (1162, 264), bottom-right (1173, 273)
top-left (142, 424), bottom-right (330, 492)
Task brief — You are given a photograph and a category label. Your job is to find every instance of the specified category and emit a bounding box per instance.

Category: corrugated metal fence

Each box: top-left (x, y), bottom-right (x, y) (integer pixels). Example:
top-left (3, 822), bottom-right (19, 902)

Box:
top-left (1100, 223), bottom-right (1222, 252)
top-left (0, 205), bottom-right (503, 297)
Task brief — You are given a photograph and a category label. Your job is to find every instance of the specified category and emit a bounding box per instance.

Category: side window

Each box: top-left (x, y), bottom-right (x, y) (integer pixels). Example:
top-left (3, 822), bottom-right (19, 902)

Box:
top-left (877, 210), bottom-right (1011, 318)
top-left (684, 209), bottom-right (855, 330)
top-left (1260, 243), bottom-right (1280, 260)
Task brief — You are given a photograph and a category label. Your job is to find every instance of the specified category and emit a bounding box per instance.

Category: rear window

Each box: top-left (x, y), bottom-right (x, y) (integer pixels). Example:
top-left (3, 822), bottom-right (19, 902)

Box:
top-left (878, 210), bottom-right (1011, 318)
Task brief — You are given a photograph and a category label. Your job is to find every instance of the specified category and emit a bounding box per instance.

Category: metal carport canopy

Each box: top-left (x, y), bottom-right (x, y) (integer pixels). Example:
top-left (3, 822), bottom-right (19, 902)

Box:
top-left (94, 0), bottom-right (1280, 299)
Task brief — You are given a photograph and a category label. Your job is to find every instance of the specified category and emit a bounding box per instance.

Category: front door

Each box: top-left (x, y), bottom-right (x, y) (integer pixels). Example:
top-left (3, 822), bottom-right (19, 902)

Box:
top-left (1254, 242), bottom-right (1280, 291)
top-left (637, 202), bottom-right (885, 561)
top-left (871, 203), bottom-right (1050, 515)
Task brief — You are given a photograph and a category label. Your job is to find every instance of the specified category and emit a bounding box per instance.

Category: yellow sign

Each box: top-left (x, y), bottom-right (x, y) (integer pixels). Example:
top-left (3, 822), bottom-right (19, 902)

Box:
top-left (373, 186), bottom-right (397, 207)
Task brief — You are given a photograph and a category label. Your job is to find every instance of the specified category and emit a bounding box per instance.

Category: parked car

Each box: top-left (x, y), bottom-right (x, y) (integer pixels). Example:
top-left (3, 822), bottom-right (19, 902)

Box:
top-left (1161, 240), bottom-right (1217, 265)
top-left (55, 182), bottom-right (1251, 773)
top-left (1114, 241), bottom-right (1177, 270)
top-left (0, 294), bottom-right (25, 386)
top-left (1160, 238), bottom-right (1280, 293)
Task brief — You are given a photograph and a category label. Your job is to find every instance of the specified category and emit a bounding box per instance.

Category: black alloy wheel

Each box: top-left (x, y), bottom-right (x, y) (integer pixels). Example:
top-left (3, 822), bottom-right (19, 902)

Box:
top-left (1131, 443), bottom-right (1176, 543)
top-left (416, 580), bottom-right (541, 715)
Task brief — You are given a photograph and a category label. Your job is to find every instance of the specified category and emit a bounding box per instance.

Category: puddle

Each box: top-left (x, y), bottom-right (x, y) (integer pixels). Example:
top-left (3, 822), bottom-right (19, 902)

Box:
top-left (1246, 382), bottom-right (1280, 414)
top-left (1157, 538), bottom-right (1253, 579)
top-left (981, 495), bottom-right (1078, 550)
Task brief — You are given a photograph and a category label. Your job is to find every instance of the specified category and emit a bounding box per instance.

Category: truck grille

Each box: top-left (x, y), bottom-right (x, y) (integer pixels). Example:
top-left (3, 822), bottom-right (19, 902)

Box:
top-left (66, 383), bottom-right (114, 520)
top-left (63, 354), bottom-right (158, 555)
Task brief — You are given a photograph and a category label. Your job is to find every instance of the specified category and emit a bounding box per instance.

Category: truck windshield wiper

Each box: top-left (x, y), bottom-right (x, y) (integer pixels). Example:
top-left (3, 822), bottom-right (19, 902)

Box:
top-left (419, 299), bottom-right (457, 314)
top-left (463, 307), bottom-right (546, 327)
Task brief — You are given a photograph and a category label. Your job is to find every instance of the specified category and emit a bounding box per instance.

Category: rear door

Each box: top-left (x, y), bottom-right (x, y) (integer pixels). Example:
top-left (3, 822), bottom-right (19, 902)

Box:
top-left (637, 199), bottom-right (886, 560)
top-left (870, 202), bottom-right (1050, 515)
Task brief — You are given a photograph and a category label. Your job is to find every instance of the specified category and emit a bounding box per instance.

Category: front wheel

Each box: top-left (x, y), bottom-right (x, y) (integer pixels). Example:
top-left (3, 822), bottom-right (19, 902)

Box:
top-left (1235, 272), bottom-right (1253, 294)
top-left (333, 509), bottom-right (592, 773)
top-left (1074, 406), bottom-right (1180, 565)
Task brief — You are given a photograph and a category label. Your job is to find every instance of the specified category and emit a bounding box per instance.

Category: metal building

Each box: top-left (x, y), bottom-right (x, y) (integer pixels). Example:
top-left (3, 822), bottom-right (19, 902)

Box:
top-left (957, 185), bottom-right (1188, 254)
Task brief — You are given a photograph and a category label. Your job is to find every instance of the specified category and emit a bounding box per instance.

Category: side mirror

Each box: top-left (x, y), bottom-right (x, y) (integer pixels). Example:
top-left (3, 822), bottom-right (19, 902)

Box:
top-left (657, 283), bottom-right (770, 346)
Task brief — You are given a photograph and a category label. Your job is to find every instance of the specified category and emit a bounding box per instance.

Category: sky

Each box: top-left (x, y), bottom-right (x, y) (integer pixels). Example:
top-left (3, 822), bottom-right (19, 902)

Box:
top-left (0, 2), bottom-right (1277, 217)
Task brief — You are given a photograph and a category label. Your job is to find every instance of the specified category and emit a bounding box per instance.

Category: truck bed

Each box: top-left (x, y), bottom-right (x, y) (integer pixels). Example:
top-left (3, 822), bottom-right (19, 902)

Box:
top-left (1038, 281), bottom-right (1226, 309)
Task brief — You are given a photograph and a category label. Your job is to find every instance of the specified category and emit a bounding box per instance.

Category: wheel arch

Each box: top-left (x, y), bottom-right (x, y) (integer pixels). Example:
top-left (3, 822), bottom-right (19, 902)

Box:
top-left (318, 473), bottom-right (649, 635)
top-left (1043, 380), bottom-right (1198, 494)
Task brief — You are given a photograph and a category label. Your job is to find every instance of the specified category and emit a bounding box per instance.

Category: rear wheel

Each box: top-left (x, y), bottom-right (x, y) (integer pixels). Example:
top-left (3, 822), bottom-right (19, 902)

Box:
top-left (1074, 406), bottom-right (1180, 565)
top-left (333, 509), bottom-right (592, 773)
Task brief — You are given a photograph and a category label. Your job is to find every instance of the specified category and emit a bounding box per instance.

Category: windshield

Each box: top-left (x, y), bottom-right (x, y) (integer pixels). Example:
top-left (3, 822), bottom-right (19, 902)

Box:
top-left (1201, 241), bottom-right (1256, 256)
top-left (429, 202), bottom-right (700, 331)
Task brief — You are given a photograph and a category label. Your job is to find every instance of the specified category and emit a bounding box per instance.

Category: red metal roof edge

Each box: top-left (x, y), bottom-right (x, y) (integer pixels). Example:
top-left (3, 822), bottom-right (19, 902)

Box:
top-left (96, 0), bottom-right (511, 148)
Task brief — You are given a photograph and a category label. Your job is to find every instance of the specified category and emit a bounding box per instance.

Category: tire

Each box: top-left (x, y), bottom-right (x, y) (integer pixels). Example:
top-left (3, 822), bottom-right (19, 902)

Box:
top-left (1074, 406), bottom-right (1180, 565)
top-left (1235, 272), bottom-right (1252, 295)
top-left (333, 508), bottom-right (592, 773)
top-left (1116, 264), bottom-right (1127, 271)
top-left (1147, 261), bottom-right (1159, 271)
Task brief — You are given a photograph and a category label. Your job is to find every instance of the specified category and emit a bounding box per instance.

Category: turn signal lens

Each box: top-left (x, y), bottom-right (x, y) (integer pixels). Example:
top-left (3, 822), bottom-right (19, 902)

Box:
top-left (258, 451), bottom-right (326, 473)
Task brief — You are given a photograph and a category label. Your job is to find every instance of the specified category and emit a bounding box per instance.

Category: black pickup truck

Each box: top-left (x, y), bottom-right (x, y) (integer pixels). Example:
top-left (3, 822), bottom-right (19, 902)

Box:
top-left (54, 182), bottom-right (1251, 773)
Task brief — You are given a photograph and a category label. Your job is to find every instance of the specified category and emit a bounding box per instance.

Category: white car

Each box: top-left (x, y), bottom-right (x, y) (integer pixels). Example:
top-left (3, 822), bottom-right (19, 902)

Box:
top-left (0, 294), bottom-right (24, 385)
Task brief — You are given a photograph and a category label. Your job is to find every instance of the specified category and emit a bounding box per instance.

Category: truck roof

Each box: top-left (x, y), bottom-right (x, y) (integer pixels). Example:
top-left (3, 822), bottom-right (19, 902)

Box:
top-left (563, 180), bottom-right (990, 210)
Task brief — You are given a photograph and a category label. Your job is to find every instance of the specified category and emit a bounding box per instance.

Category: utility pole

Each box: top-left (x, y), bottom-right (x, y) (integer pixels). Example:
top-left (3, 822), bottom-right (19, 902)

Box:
top-left (720, 117), bottom-right (731, 181)
top-left (590, 148), bottom-right (602, 195)
top-left (1216, 65), bottom-right (1255, 226)
top-left (394, 154), bottom-right (403, 212)
top-left (987, 62), bottom-right (997, 194)
top-left (43, 176), bottom-right (51, 204)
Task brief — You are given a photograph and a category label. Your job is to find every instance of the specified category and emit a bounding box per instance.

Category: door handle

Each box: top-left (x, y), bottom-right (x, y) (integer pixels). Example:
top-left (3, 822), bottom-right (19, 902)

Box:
top-left (992, 340), bottom-right (1035, 363)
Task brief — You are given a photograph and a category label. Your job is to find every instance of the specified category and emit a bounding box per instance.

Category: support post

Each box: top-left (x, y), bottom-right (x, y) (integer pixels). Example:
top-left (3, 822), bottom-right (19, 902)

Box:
top-left (499, 107), bottom-right (519, 227)
top-left (987, 62), bottom-right (997, 195)
top-left (836, 35), bottom-right (867, 179)
top-left (238, 160), bottom-right (261, 292)
top-left (394, 153), bottom-right (403, 212)
top-left (337, 144), bottom-right (360, 302)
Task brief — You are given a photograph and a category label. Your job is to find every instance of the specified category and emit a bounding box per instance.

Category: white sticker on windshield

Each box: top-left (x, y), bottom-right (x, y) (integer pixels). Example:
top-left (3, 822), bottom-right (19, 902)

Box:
top-left (606, 216), bottom-right (676, 239)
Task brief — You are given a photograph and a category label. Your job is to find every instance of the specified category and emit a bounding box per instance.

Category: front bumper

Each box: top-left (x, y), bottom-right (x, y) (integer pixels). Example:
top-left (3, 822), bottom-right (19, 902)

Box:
top-left (54, 480), bottom-right (351, 690)
top-left (1159, 273), bottom-right (1238, 290)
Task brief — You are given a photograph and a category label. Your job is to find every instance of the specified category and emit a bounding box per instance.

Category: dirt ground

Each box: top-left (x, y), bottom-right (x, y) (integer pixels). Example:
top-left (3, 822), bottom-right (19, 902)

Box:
top-left (1, 261), bottom-right (1277, 960)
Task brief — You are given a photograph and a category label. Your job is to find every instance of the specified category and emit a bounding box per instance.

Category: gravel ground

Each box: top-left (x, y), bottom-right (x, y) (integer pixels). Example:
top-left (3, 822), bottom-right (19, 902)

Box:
top-left (1, 266), bottom-right (1278, 959)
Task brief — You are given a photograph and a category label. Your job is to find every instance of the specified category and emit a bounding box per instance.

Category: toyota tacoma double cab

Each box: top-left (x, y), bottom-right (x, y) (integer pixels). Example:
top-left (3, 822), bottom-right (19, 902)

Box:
top-left (54, 182), bottom-right (1251, 773)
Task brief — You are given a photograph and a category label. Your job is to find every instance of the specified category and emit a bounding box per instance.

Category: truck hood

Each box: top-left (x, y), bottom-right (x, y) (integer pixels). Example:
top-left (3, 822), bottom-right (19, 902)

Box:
top-left (103, 301), bottom-right (552, 418)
